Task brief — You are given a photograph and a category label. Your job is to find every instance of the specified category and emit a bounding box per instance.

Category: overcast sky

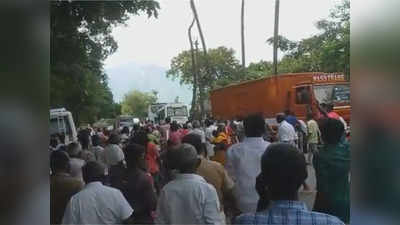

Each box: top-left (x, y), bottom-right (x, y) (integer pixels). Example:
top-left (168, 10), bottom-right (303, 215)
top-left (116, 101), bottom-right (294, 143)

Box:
top-left (104, 0), bottom-right (341, 103)
top-left (105, 0), bottom-right (340, 69)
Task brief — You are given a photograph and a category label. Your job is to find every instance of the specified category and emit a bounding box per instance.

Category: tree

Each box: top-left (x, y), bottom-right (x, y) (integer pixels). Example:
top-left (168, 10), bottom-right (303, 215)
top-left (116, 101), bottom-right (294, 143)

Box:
top-left (265, 0), bottom-right (349, 78)
top-left (167, 46), bottom-right (243, 92)
top-left (51, 1), bottom-right (160, 124)
top-left (121, 90), bottom-right (158, 118)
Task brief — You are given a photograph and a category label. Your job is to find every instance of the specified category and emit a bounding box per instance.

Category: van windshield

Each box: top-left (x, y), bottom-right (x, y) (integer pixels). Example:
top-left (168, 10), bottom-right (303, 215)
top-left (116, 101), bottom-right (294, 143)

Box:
top-left (50, 116), bottom-right (72, 135)
top-left (313, 84), bottom-right (350, 104)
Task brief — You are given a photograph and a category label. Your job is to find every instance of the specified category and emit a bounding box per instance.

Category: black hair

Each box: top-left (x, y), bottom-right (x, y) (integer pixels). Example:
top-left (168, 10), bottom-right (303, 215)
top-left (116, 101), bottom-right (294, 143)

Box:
top-left (58, 133), bottom-right (66, 144)
top-left (212, 130), bottom-right (218, 137)
top-left (170, 121), bottom-right (180, 132)
top-left (108, 133), bottom-right (121, 145)
top-left (319, 118), bottom-right (344, 145)
top-left (82, 161), bottom-right (106, 183)
top-left (181, 133), bottom-right (206, 155)
top-left (131, 130), bottom-right (149, 147)
top-left (217, 124), bottom-right (225, 133)
top-left (67, 142), bottom-right (80, 158)
top-left (244, 114), bottom-right (266, 137)
top-left (125, 143), bottom-right (146, 170)
top-left (284, 109), bottom-right (292, 115)
top-left (121, 126), bottom-right (130, 135)
top-left (205, 119), bottom-right (214, 127)
top-left (259, 143), bottom-right (307, 201)
top-left (165, 117), bottom-right (171, 124)
top-left (276, 113), bottom-right (285, 123)
top-left (50, 150), bottom-right (70, 173)
top-left (92, 134), bottom-right (100, 147)
top-left (50, 135), bottom-right (58, 148)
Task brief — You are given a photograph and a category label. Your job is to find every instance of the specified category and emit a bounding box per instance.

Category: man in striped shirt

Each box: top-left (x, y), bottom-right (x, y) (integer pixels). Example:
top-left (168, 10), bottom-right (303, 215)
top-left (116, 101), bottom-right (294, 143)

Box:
top-left (235, 143), bottom-right (345, 225)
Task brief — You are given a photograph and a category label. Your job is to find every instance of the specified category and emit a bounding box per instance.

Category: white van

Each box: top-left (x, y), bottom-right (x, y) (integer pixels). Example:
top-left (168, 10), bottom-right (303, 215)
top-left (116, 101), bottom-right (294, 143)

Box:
top-left (50, 108), bottom-right (78, 144)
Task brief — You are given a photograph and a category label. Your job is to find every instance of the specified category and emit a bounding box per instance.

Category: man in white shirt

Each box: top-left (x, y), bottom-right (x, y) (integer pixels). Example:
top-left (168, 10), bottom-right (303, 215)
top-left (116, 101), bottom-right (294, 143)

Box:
top-left (205, 119), bottom-right (218, 157)
top-left (225, 114), bottom-right (271, 213)
top-left (156, 143), bottom-right (221, 225)
top-left (276, 113), bottom-right (297, 146)
top-left (62, 161), bottom-right (134, 225)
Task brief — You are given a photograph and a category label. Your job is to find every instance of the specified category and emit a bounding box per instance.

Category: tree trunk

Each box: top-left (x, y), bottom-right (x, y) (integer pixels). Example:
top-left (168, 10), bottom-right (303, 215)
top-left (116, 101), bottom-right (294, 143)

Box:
top-left (241, 0), bottom-right (246, 68)
top-left (190, 0), bottom-right (209, 119)
top-left (188, 18), bottom-right (198, 120)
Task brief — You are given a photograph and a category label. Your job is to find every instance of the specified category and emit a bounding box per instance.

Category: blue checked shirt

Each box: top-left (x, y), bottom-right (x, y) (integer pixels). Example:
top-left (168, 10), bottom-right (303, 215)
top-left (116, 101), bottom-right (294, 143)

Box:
top-left (235, 200), bottom-right (345, 225)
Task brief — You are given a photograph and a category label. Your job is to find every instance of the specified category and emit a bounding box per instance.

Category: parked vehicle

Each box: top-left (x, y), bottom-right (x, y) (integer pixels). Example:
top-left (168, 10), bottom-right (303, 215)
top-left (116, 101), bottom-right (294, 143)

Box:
top-left (50, 108), bottom-right (78, 144)
top-left (210, 72), bottom-right (350, 125)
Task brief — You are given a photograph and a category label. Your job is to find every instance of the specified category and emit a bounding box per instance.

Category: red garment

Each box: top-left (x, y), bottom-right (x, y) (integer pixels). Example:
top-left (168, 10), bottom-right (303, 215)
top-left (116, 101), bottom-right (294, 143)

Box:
top-left (146, 142), bottom-right (160, 174)
top-left (169, 131), bottom-right (182, 146)
top-left (181, 129), bottom-right (190, 137)
top-left (327, 111), bottom-right (341, 120)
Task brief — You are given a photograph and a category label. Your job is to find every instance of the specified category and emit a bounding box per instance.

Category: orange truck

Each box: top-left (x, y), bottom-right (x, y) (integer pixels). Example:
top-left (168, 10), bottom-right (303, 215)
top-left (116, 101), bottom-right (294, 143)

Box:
top-left (210, 72), bottom-right (350, 125)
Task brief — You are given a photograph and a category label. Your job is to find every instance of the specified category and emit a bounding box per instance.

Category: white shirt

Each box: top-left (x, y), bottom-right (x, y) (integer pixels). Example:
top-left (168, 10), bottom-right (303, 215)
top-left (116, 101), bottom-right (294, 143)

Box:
top-left (103, 144), bottom-right (125, 167)
top-left (225, 137), bottom-right (270, 213)
top-left (205, 125), bottom-right (218, 157)
top-left (278, 120), bottom-right (297, 144)
top-left (62, 182), bottom-right (133, 225)
top-left (190, 128), bottom-right (206, 143)
top-left (69, 158), bottom-right (85, 182)
top-left (156, 174), bottom-right (222, 225)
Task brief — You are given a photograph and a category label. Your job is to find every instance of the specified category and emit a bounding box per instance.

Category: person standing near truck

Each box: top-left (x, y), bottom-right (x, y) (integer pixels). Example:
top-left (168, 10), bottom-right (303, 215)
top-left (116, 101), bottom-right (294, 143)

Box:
top-left (276, 113), bottom-right (297, 146)
top-left (306, 112), bottom-right (321, 164)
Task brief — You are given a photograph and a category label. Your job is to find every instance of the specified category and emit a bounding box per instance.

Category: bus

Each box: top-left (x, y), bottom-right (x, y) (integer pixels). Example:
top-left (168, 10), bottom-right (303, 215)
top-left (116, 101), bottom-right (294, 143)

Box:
top-left (155, 103), bottom-right (189, 125)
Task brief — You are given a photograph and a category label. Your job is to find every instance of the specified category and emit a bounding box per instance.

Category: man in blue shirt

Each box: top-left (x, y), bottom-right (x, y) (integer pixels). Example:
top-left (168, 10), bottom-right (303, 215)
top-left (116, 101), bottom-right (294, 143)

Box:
top-left (235, 143), bottom-right (345, 225)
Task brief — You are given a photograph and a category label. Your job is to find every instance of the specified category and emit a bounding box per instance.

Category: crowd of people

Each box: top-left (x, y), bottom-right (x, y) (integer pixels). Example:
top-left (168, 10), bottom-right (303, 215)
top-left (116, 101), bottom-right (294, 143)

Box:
top-left (50, 107), bottom-right (350, 225)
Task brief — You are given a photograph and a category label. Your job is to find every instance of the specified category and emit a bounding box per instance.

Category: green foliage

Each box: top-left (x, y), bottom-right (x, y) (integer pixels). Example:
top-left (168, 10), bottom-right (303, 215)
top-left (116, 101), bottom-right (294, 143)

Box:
top-left (121, 90), bottom-right (158, 118)
top-left (50, 1), bottom-right (159, 124)
top-left (265, 0), bottom-right (350, 77)
top-left (167, 46), bottom-right (243, 91)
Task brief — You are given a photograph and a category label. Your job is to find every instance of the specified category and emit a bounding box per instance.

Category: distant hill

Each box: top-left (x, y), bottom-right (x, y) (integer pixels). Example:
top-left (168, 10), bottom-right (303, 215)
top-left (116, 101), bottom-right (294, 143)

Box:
top-left (105, 62), bottom-right (192, 106)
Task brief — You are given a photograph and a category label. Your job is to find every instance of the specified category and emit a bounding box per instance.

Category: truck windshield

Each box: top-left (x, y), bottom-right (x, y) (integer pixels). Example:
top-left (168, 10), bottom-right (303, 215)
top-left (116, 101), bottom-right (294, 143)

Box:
top-left (313, 84), bottom-right (350, 104)
top-left (167, 106), bottom-right (188, 117)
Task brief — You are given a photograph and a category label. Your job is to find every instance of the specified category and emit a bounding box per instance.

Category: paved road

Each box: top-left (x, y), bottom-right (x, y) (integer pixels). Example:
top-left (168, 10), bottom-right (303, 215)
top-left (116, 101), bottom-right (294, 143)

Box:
top-left (299, 155), bottom-right (317, 210)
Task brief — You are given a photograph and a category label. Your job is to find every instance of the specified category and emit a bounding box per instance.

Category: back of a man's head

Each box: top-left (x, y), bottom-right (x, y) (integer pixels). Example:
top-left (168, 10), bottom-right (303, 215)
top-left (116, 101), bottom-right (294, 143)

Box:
top-left (192, 120), bottom-right (201, 129)
top-left (125, 143), bottom-right (146, 169)
top-left (181, 133), bottom-right (205, 156)
top-left (319, 118), bottom-right (345, 145)
top-left (50, 150), bottom-right (70, 174)
top-left (276, 113), bottom-right (285, 124)
top-left (67, 142), bottom-right (81, 158)
top-left (167, 143), bottom-right (200, 173)
top-left (244, 114), bottom-right (266, 137)
top-left (260, 143), bottom-right (307, 200)
top-left (82, 161), bottom-right (106, 184)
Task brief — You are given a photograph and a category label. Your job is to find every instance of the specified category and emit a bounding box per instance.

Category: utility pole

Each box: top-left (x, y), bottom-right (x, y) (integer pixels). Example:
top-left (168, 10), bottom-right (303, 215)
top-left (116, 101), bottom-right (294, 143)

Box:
top-left (241, 0), bottom-right (246, 68)
top-left (273, 0), bottom-right (280, 75)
